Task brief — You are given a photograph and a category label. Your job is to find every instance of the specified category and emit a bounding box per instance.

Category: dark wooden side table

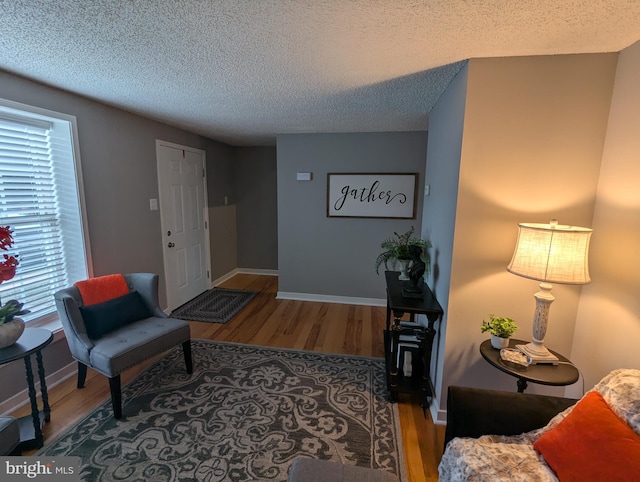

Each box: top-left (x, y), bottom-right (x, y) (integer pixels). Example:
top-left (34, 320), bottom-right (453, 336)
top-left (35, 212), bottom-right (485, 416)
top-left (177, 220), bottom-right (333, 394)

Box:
top-left (479, 338), bottom-right (579, 393)
top-left (0, 327), bottom-right (53, 450)
top-left (384, 271), bottom-right (443, 407)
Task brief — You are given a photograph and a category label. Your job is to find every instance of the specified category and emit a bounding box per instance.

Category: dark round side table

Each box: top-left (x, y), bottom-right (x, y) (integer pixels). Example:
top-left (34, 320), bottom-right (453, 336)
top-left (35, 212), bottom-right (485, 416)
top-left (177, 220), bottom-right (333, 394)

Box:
top-left (479, 338), bottom-right (579, 393)
top-left (0, 327), bottom-right (54, 450)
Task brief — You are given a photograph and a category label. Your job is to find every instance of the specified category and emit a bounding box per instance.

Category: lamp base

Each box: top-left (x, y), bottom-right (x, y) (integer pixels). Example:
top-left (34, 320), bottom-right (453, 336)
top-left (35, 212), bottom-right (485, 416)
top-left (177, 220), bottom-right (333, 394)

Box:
top-left (516, 343), bottom-right (559, 365)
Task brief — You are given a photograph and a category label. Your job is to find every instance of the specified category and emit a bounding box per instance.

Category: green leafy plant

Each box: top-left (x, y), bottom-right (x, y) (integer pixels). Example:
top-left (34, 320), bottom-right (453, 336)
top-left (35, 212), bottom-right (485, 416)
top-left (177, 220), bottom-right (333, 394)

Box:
top-left (0, 299), bottom-right (29, 325)
top-left (375, 226), bottom-right (431, 275)
top-left (481, 314), bottom-right (518, 339)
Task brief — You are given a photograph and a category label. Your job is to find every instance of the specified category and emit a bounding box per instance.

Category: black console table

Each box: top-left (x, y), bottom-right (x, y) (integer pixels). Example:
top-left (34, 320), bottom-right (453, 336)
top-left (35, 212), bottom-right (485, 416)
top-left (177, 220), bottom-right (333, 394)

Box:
top-left (384, 271), bottom-right (443, 407)
top-left (0, 328), bottom-right (53, 450)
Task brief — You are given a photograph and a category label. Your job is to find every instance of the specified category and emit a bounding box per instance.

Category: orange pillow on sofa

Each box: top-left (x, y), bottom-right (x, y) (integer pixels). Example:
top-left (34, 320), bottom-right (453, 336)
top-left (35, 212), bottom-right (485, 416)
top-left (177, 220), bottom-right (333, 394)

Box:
top-left (75, 274), bottom-right (129, 306)
top-left (534, 391), bottom-right (640, 482)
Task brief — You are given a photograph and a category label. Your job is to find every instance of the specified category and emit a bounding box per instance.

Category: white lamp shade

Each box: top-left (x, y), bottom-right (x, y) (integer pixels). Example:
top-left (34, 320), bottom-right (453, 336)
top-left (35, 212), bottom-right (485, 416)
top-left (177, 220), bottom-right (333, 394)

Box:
top-left (507, 222), bottom-right (592, 285)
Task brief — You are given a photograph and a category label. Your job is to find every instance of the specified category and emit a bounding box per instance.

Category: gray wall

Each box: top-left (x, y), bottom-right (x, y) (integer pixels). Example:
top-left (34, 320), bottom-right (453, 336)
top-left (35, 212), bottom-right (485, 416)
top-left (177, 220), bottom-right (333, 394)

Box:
top-left (205, 139), bottom-right (238, 280)
top-left (420, 63), bottom-right (468, 411)
top-left (0, 70), bottom-right (236, 405)
top-left (276, 132), bottom-right (427, 300)
top-left (0, 70), bottom-right (236, 306)
top-left (233, 147), bottom-right (278, 270)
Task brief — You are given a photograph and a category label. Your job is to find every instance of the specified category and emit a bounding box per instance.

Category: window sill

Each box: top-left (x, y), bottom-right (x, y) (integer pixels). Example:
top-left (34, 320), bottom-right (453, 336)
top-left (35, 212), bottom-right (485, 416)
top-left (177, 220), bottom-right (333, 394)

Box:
top-left (27, 316), bottom-right (64, 340)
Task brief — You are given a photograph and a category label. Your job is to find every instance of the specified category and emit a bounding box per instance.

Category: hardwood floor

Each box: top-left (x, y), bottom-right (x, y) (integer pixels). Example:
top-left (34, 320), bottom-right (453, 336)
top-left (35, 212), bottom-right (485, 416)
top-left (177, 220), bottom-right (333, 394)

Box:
top-left (12, 273), bottom-right (445, 481)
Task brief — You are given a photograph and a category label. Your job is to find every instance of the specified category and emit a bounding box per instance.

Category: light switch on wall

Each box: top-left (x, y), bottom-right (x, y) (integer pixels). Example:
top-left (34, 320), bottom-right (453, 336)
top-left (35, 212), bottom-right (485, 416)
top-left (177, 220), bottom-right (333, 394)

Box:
top-left (149, 198), bottom-right (158, 211)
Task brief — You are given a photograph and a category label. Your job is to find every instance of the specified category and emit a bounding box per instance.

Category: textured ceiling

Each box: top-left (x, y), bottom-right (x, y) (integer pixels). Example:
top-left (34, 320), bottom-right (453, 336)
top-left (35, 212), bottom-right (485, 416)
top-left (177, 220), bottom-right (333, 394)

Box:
top-left (1, 1), bottom-right (639, 146)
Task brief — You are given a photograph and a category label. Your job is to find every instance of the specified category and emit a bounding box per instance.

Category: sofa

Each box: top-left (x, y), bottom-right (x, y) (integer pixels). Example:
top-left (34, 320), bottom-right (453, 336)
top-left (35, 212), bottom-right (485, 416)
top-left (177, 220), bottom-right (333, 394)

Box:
top-left (439, 368), bottom-right (640, 481)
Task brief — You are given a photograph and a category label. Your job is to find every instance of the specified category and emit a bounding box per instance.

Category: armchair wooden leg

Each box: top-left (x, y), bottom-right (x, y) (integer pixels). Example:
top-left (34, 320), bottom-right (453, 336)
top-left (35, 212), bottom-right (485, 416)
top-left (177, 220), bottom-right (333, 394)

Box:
top-left (182, 340), bottom-right (193, 374)
top-left (108, 375), bottom-right (122, 419)
top-left (77, 362), bottom-right (87, 389)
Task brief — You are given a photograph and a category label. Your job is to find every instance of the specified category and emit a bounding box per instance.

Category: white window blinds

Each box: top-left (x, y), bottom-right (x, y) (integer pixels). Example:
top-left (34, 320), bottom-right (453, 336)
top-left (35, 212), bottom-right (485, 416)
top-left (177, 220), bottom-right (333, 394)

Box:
top-left (0, 102), bottom-right (89, 323)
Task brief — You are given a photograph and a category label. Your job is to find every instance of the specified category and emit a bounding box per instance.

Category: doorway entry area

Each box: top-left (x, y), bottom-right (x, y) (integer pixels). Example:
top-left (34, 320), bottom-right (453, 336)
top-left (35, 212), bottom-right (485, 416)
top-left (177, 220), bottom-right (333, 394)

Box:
top-left (156, 140), bottom-right (210, 311)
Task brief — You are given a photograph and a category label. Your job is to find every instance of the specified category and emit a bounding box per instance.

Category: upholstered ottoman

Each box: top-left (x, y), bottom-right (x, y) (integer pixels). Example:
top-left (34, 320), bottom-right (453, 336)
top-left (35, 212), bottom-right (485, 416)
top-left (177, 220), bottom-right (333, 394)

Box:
top-left (0, 416), bottom-right (20, 455)
top-left (287, 458), bottom-right (398, 482)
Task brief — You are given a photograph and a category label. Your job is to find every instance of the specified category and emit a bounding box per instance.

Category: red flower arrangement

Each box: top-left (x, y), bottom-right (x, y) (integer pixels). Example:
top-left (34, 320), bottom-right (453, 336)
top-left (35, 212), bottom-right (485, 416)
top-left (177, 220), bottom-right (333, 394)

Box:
top-left (1, 226), bottom-right (19, 283)
top-left (0, 226), bottom-right (29, 325)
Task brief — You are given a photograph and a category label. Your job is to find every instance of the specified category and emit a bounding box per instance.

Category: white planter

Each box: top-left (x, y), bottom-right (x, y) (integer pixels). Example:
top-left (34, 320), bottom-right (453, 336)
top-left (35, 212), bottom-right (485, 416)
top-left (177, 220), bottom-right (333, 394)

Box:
top-left (0, 318), bottom-right (25, 349)
top-left (491, 334), bottom-right (509, 349)
top-left (397, 259), bottom-right (411, 280)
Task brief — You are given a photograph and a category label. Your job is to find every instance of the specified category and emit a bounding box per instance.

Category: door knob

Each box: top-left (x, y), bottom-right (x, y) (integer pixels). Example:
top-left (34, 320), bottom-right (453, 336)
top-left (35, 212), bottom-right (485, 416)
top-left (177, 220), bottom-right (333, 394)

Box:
top-left (168, 242), bottom-right (175, 248)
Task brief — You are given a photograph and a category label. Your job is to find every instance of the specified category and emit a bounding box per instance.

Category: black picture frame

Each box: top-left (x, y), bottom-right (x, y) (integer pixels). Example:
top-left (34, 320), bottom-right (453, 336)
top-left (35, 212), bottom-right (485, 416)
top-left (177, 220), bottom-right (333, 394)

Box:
top-left (327, 172), bottom-right (418, 219)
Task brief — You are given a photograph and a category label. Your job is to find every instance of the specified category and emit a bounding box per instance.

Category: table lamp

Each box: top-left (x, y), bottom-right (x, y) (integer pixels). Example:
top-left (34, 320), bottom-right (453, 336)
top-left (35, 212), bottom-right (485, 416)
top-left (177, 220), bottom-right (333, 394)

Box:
top-left (507, 220), bottom-right (592, 364)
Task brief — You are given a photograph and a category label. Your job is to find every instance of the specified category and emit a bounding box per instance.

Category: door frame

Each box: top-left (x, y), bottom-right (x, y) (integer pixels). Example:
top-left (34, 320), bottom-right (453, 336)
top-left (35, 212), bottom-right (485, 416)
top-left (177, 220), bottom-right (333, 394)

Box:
top-left (155, 139), bottom-right (212, 310)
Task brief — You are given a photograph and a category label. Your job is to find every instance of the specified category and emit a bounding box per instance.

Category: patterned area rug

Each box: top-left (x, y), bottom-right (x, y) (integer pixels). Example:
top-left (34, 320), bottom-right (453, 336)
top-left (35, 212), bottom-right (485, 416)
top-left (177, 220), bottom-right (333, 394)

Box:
top-left (38, 340), bottom-right (406, 481)
top-left (170, 287), bottom-right (258, 323)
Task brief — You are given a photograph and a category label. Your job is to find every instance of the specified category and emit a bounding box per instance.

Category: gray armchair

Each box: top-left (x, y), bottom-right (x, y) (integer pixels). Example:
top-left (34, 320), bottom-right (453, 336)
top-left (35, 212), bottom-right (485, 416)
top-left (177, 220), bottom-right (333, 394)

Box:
top-left (54, 273), bottom-right (192, 419)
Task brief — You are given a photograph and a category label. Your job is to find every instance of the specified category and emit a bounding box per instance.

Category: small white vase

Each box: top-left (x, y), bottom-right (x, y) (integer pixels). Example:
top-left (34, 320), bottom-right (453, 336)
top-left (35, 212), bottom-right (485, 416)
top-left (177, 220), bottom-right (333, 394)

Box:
top-left (0, 318), bottom-right (25, 349)
top-left (491, 334), bottom-right (509, 350)
top-left (397, 259), bottom-right (411, 280)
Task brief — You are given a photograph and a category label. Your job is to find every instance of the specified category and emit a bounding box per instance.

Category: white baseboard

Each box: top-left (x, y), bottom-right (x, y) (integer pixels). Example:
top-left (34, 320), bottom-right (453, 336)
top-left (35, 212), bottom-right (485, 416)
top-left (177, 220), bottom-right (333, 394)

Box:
top-left (238, 268), bottom-right (278, 276)
top-left (211, 268), bottom-right (278, 287)
top-left (430, 403), bottom-right (447, 425)
top-left (0, 361), bottom-right (77, 417)
top-left (211, 268), bottom-right (240, 287)
top-left (211, 271), bottom-right (385, 308)
top-left (277, 291), bottom-right (386, 307)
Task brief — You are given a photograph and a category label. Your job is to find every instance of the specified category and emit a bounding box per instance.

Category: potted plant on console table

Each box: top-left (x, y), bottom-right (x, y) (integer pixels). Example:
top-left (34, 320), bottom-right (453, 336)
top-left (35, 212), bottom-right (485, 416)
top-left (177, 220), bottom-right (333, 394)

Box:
top-left (481, 314), bottom-right (518, 349)
top-left (375, 226), bottom-right (431, 280)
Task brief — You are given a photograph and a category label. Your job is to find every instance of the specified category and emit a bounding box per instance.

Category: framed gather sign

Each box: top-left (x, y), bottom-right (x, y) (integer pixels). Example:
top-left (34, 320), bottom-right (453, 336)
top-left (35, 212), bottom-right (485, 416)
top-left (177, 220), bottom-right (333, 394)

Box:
top-left (327, 172), bottom-right (418, 219)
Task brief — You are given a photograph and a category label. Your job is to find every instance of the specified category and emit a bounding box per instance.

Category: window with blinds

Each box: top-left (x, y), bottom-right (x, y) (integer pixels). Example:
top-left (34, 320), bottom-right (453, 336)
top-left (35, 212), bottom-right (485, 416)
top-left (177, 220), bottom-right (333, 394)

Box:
top-left (0, 99), bottom-right (89, 324)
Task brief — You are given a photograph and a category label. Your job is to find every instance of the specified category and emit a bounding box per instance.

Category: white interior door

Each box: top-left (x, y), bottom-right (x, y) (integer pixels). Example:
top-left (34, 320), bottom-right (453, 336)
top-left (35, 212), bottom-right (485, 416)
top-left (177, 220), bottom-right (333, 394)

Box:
top-left (156, 141), bottom-right (210, 310)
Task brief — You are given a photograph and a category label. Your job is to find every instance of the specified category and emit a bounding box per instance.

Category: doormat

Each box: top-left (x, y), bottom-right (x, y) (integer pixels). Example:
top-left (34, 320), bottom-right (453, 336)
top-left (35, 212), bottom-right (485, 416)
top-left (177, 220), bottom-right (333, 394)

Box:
top-left (38, 340), bottom-right (406, 481)
top-left (170, 287), bottom-right (258, 323)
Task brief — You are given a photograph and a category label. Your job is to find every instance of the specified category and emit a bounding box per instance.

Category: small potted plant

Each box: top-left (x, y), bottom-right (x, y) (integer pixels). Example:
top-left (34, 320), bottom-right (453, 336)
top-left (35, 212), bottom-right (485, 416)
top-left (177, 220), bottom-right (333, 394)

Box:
top-left (481, 314), bottom-right (518, 349)
top-left (375, 226), bottom-right (431, 280)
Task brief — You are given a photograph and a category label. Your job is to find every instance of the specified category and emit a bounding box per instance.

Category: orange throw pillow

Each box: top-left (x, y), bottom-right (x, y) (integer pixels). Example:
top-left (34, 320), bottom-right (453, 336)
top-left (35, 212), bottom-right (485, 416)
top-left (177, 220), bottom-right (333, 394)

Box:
top-left (75, 274), bottom-right (129, 306)
top-left (534, 391), bottom-right (640, 482)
